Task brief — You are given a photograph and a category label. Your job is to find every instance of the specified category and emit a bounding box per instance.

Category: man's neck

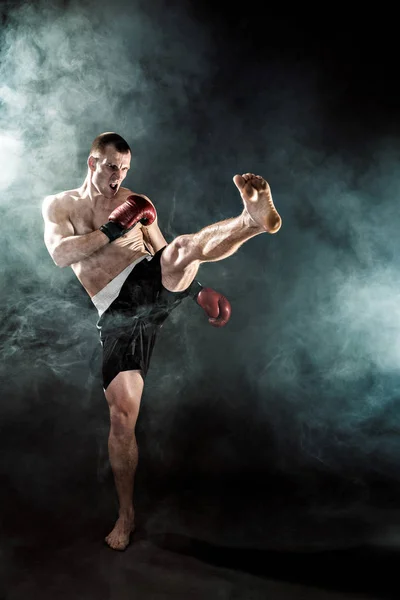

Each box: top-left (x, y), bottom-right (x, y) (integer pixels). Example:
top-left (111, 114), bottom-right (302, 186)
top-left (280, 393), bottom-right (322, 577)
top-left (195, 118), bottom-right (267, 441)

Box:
top-left (80, 173), bottom-right (106, 205)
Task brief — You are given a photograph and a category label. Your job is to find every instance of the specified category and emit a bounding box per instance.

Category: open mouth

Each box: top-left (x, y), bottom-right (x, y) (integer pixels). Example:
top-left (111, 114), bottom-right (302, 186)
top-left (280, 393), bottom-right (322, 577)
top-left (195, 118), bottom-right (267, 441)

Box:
top-left (110, 183), bottom-right (118, 191)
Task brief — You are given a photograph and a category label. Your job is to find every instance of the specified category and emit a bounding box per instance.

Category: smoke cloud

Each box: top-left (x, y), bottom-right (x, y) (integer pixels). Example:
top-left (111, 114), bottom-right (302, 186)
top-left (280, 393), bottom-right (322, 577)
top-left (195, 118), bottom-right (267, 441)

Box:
top-left (1, 0), bottom-right (400, 551)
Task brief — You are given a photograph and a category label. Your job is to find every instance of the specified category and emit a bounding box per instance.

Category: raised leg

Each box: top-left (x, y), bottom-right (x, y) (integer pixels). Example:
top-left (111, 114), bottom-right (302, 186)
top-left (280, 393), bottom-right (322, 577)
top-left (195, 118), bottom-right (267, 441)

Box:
top-left (104, 369), bottom-right (144, 550)
top-left (160, 173), bottom-right (281, 292)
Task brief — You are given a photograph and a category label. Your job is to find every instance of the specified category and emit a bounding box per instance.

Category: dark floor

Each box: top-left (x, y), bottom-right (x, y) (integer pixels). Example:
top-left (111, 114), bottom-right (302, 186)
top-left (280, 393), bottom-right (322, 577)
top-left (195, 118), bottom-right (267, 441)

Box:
top-left (2, 482), bottom-right (400, 600)
top-left (4, 535), bottom-right (396, 600)
top-left (2, 381), bottom-right (400, 600)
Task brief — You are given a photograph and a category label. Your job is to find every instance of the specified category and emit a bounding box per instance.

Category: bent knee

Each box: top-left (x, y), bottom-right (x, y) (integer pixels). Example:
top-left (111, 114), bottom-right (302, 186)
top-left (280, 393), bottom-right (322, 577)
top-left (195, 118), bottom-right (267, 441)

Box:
top-left (161, 237), bottom-right (200, 292)
top-left (162, 235), bottom-right (200, 270)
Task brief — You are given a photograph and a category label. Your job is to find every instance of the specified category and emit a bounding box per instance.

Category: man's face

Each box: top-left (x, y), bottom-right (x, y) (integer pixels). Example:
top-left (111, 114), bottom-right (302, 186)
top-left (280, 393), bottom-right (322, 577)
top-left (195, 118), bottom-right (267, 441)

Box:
top-left (89, 145), bottom-right (131, 199)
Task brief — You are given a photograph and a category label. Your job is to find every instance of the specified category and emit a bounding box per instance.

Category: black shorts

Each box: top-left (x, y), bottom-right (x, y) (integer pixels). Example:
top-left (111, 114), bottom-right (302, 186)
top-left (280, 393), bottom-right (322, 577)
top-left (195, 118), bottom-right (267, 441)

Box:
top-left (96, 247), bottom-right (190, 390)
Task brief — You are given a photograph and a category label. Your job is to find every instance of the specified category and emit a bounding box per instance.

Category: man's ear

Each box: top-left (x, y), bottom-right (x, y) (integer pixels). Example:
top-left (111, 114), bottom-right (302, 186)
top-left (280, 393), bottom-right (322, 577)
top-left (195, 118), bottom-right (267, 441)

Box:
top-left (88, 155), bottom-right (97, 171)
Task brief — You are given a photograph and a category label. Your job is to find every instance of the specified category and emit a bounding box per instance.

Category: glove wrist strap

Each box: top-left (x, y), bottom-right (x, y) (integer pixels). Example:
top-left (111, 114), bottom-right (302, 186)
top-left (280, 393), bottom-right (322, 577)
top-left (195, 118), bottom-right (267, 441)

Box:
top-left (188, 280), bottom-right (203, 301)
top-left (99, 221), bottom-right (124, 243)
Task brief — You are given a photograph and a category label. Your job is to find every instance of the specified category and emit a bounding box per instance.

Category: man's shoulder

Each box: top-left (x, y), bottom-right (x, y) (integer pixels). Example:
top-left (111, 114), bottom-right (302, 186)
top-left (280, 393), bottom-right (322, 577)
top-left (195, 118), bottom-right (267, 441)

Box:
top-left (42, 188), bottom-right (80, 217)
top-left (120, 187), bottom-right (153, 201)
top-left (44, 188), bottom-right (81, 204)
top-left (119, 188), bottom-right (156, 213)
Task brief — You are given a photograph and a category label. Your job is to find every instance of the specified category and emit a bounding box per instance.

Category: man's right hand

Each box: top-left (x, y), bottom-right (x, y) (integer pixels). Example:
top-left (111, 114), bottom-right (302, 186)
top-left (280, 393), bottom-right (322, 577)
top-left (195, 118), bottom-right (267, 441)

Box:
top-left (100, 195), bottom-right (157, 242)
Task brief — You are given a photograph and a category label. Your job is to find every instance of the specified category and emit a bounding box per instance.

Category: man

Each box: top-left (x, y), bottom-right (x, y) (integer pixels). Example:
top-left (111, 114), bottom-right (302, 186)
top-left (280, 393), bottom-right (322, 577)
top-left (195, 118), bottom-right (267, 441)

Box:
top-left (42, 132), bottom-right (281, 551)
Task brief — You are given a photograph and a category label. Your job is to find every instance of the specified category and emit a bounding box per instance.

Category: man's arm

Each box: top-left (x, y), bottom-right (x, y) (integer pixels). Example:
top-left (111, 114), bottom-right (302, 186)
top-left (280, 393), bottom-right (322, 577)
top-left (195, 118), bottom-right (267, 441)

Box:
top-left (42, 195), bottom-right (109, 267)
top-left (140, 195), bottom-right (168, 254)
top-left (141, 220), bottom-right (168, 255)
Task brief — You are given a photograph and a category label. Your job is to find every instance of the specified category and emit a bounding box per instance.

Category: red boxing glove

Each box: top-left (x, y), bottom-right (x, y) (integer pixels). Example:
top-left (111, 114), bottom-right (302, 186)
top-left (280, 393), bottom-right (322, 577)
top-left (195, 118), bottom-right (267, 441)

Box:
top-left (110, 195), bottom-right (156, 228)
top-left (100, 195), bottom-right (156, 242)
top-left (196, 287), bottom-right (231, 328)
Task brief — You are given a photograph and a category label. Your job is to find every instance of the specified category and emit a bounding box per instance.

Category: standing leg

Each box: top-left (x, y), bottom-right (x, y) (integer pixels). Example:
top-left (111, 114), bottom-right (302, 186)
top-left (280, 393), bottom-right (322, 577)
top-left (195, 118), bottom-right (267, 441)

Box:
top-left (160, 174), bottom-right (281, 292)
top-left (104, 369), bottom-right (144, 551)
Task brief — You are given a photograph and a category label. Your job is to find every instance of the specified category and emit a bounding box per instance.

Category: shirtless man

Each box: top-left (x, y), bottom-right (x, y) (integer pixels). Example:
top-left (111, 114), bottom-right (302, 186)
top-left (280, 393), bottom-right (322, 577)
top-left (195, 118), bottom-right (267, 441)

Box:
top-left (42, 132), bottom-right (281, 551)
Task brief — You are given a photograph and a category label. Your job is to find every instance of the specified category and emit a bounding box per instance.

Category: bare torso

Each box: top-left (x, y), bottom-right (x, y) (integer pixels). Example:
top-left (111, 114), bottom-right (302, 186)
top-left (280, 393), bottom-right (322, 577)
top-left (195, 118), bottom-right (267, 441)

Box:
top-left (58, 187), bottom-right (154, 297)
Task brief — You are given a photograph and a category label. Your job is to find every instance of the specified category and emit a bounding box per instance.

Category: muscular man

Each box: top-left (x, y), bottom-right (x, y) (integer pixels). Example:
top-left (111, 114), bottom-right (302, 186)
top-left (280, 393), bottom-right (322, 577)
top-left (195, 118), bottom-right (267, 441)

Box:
top-left (42, 132), bottom-right (281, 551)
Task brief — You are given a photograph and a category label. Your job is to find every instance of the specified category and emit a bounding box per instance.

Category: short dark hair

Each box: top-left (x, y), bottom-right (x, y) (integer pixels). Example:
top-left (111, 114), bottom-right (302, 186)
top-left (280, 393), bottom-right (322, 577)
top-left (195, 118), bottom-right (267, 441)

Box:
top-left (89, 132), bottom-right (131, 157)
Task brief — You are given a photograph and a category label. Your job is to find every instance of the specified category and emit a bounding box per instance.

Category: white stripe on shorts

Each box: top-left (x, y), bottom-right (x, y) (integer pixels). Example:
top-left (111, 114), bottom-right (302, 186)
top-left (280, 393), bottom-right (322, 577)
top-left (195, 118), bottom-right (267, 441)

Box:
top-left (91, 254), bottom-right (152, 317)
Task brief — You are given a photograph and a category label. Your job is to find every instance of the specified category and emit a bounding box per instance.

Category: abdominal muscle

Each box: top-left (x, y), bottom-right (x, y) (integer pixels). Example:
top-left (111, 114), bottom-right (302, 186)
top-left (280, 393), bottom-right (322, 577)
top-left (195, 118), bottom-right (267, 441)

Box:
top-left (71, 226), bottom-right (151, 298)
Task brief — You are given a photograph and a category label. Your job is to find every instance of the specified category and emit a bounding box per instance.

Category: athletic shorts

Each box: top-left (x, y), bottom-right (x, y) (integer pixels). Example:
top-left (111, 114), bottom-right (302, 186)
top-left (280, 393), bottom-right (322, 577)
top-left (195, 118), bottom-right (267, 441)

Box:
top-left (96, 247), bottom-right (191, 390)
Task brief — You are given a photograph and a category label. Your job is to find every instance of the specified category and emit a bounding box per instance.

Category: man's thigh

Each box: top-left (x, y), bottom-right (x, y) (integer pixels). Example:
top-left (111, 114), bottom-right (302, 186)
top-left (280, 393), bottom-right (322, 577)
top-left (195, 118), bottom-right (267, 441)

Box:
top-left (160, 236), bottom-right (200, 293)
top-left (105, 369), bottom-right (144, 413)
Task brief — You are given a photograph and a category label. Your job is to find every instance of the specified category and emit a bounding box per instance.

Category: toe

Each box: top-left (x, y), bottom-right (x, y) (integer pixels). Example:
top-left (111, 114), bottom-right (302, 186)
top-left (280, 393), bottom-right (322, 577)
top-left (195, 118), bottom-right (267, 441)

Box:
top-left (105, 529), bottom-right (131, 551)
top-left (233, 174), bottom-right (245, 190)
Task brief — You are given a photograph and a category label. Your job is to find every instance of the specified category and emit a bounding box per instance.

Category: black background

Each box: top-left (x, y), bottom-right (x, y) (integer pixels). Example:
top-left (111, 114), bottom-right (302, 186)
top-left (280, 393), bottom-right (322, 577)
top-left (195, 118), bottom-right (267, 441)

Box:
top-left (2, 1), bottom-right (400, 598)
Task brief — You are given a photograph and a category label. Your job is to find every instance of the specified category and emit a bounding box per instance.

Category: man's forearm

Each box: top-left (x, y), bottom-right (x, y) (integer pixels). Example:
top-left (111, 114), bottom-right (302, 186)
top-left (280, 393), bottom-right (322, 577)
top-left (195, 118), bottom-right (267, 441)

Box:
top-left (52, 230), bottom-right (109, 267)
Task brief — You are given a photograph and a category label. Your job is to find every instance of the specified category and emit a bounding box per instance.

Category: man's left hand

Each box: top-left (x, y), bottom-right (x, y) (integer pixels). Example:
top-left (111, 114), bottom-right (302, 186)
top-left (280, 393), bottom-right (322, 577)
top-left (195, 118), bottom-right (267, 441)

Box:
top-left (196, 287), bottom-right (231, 327)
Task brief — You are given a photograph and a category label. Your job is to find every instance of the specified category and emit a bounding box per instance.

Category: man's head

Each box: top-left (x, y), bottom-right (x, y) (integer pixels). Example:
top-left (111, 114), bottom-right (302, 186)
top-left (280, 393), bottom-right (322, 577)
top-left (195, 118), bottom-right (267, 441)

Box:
top-left (88, 132), bottom-right (131, 199)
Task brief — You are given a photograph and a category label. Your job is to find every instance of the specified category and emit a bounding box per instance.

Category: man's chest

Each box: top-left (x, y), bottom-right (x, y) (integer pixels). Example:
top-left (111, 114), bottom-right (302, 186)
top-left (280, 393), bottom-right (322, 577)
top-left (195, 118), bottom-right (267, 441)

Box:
top-left (69, 205), bottom-right (113, 234)
top-left (69, 204), bottom-right (145, 251)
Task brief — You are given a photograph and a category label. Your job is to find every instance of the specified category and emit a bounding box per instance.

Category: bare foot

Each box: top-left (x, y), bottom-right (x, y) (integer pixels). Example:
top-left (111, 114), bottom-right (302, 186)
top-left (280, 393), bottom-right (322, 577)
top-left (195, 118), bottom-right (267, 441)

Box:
top-left (233, 173), bottom-right (282, 234)
top-left (105, 513), bottom-right (135, 551)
